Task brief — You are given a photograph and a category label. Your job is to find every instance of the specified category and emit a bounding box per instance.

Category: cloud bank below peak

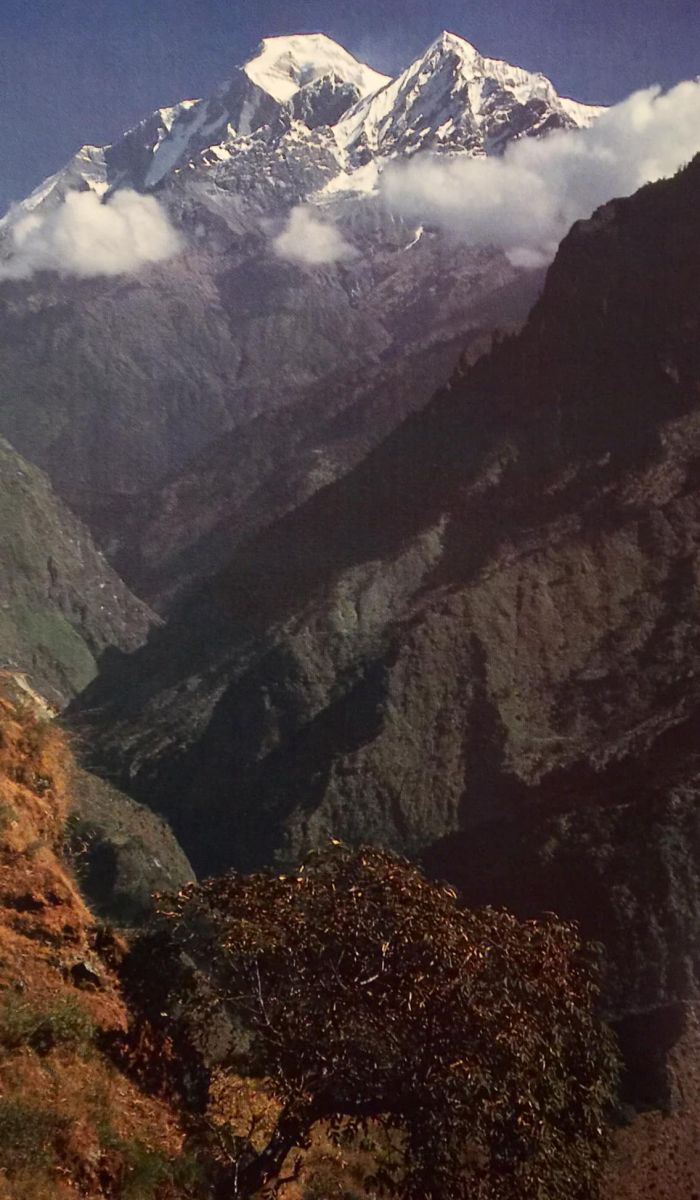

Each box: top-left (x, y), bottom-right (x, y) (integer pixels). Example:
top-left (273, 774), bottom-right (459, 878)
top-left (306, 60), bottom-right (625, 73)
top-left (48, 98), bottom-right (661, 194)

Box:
top-left (380, 80), bottom-right (700, 266)
top-left (273, 206), bottom-right (357, 266)
top-left (0, 189), bottom-right (183, 281)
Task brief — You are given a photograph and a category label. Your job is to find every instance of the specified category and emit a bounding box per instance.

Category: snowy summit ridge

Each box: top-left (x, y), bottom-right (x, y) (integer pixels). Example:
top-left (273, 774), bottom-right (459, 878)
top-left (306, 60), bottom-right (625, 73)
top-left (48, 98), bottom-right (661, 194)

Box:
top-left (3, 30), bottom-right (604, 222)
top-left (243, 34), bottom-right (390, 104)
top-left (335, 31), bottom-right (602, 162)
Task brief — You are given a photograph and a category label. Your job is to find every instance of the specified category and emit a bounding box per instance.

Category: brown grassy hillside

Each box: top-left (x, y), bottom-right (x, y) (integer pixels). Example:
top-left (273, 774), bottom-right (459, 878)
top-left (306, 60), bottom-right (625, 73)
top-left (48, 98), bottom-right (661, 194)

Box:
top-left (0, 699), bottom-right (390, 1199)
top-left (0, 699), bottom-right (192, 1199)
top-left (4, 697), bottom-right (698, 1198)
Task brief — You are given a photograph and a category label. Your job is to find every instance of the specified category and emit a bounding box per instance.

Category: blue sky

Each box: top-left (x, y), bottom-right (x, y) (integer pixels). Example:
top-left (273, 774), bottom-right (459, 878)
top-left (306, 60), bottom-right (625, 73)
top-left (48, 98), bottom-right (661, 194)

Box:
top-left (0, 0), bottom-right (698, 213)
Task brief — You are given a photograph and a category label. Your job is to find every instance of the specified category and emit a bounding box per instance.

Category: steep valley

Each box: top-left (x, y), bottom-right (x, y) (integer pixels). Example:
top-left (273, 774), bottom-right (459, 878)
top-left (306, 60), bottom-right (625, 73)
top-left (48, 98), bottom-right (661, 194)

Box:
top-left (71, 158), bottom-right (700, 1160)
top-left (2, 22), bottom-right (700, 1198)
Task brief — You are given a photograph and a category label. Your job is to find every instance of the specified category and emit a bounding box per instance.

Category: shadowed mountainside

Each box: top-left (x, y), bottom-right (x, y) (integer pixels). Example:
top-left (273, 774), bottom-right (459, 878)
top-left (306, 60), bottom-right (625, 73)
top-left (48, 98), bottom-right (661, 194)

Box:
top-left (0, 436), bottom-right (155, 707)
top-left (74, 157), bottom-right (700, 1054)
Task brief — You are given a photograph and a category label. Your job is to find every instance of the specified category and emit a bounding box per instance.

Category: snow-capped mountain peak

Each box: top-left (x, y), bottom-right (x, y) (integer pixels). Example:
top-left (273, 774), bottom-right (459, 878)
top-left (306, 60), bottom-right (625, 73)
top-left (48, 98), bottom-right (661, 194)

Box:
top-left (430, 30), bottom-right (481, 61)
top-left (132, 36), bottom-right (390, 192)
top-left (334, 30), bottom-right (603, 163)
top-left (243, 34), bottom-right (390, 103)
top-left (2, 29), bottom-right (606, 229)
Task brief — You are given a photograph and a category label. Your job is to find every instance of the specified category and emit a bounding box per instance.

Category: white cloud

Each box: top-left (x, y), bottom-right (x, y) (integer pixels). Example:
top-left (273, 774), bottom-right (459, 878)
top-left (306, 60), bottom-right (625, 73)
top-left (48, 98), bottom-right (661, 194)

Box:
top-left (0, 188), bottom-right (183, 280)
top-left (381, 81), bottom-right (700, 266)
top-left (273, 205), bottom-right (356, 265)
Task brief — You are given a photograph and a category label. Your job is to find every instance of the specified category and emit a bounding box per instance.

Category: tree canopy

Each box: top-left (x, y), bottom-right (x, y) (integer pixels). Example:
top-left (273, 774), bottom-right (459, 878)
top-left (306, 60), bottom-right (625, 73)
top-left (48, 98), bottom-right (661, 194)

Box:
top-left (130, 844), bottom-right (618, 1199)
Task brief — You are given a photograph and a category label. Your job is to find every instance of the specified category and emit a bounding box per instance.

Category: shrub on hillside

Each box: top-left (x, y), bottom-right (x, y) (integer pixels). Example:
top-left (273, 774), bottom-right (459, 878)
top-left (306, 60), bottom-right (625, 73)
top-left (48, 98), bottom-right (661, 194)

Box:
top-left (127, 845), bottom-right (619, 1200)
top-left (97, 1122), bottom-right (203, 1200)
top-left (0, 994), bottom-right (96, 1056)
top-left (0, 1098), bottom-right (68, 1172)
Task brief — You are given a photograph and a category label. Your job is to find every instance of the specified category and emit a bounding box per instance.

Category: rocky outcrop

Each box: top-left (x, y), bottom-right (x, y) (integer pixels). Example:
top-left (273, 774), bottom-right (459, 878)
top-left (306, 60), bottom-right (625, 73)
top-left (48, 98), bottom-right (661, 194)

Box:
top-left (67, 767), bottom-right (194, 926)
top-left (0, 436), bottom-right (155, 706)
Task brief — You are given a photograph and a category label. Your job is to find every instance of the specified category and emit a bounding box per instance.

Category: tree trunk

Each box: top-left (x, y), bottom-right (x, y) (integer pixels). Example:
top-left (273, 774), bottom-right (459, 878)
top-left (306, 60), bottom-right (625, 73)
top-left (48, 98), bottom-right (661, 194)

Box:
top-left (222, 1106), bottom-right (313, 1198)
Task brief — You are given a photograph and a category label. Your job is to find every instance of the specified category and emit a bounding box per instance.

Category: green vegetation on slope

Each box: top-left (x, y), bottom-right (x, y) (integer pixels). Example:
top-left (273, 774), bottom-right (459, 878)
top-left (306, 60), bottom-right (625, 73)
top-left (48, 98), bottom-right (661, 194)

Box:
top-left (0, 436), bottom-right (154, 706)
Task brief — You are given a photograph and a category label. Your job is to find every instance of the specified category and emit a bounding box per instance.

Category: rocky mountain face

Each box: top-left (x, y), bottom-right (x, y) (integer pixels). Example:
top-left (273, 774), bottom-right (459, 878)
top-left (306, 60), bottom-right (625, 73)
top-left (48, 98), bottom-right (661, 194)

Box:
top-left (0, 436), bottom-right (154, 706)
top-left (110, 280), bottom-right (540, 607)
top-left (67, 766), bottom-right (194, 926)
top-left (0, 33), bottom-right (597, 604)
top-left (74, 153), bottom-right (700, 1062)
